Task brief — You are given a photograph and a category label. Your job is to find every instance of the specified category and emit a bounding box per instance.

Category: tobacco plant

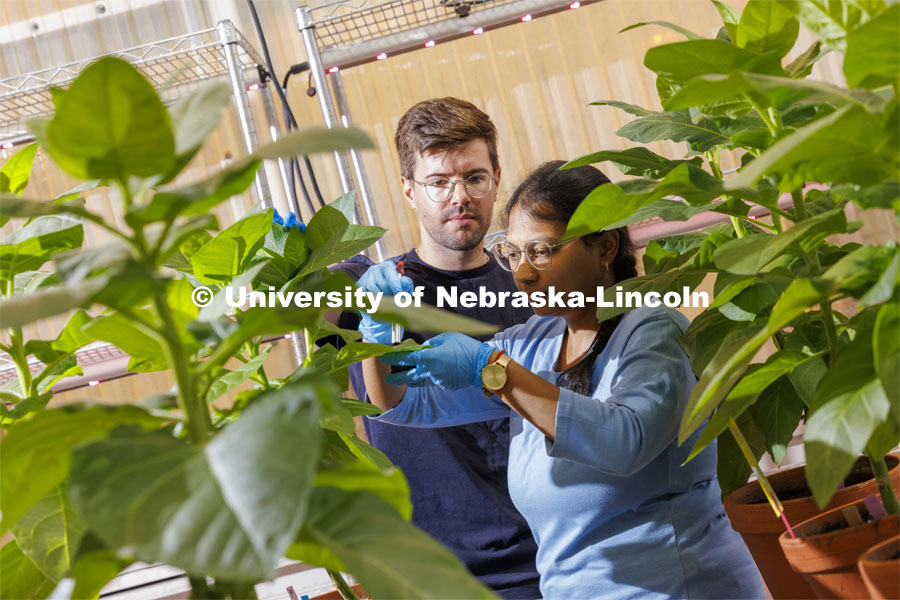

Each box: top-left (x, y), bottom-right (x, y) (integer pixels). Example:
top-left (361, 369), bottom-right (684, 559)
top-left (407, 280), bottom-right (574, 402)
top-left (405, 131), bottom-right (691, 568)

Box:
top-left (563, 0), bottom-right (899, 515)
top-left (0, 57), bottom-right (497, 599)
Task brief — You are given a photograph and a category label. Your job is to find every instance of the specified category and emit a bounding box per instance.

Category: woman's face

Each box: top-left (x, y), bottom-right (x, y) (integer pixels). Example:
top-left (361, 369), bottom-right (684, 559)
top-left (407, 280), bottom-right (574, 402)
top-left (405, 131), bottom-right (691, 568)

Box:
top-left (506, 205), bottom-right (617, 318)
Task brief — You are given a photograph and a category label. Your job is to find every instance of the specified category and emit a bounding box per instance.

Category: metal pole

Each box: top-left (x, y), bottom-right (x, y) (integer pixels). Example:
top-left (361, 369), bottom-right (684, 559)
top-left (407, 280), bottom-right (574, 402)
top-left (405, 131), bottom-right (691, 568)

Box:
top-left (216, 20), bottom-right (270, 208)
top-left (295, 6), bottom-right (361, 224)
top-left (329, 70), bottom-right (386, 262)
top-left (259, 81), bottom-right (301, 217)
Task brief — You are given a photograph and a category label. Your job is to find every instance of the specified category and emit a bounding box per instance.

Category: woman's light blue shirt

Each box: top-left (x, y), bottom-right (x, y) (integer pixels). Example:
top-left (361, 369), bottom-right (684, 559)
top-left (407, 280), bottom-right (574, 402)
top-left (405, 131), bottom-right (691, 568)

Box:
top-left (371, 307), bottom-right (764, 599)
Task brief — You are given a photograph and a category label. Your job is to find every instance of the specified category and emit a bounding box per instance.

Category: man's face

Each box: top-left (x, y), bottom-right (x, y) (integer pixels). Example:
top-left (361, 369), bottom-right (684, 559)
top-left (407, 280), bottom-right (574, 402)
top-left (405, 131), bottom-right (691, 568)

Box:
top-left (402, 138), bottom-right (500, 252)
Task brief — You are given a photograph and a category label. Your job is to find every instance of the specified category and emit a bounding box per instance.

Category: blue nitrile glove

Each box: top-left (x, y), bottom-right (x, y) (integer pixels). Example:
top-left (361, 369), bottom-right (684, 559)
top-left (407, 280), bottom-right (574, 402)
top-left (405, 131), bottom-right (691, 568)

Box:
top-left (272, 208), bottom-right (307, 233)
top-left (381, 332), bottom-right (494, 389)
top-left (357, 260), bottom-right (414, 344)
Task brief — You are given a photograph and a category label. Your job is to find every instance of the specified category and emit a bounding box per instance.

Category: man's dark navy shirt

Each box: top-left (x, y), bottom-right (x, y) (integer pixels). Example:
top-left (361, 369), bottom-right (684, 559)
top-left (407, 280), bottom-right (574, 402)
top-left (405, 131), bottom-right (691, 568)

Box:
top-left (334, 249), bottom-right (541, 599)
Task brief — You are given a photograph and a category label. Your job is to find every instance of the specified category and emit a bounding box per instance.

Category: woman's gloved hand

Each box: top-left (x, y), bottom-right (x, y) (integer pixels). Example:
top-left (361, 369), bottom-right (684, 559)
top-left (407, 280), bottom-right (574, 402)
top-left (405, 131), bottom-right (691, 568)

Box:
top-left (357, 260), bottom-right (414, 344)
top-left (381, 332), bottom-right (494, 389)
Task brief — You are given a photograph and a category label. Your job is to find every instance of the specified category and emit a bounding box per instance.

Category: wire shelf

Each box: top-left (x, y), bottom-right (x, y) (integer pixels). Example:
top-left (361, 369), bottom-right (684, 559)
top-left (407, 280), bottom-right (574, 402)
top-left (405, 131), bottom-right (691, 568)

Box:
top-left (310, 0), bottom-right (519, 51)
top-left (0, 25), bottom-right (265, 140)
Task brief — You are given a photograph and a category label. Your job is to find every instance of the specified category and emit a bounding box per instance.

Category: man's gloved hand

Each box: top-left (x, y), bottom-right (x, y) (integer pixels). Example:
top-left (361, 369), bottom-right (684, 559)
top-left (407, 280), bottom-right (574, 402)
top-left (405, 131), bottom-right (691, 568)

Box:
top-left (272, 208), bottom-right (306, 232)
top-left (357, 260), bottom-right (414, 344)
top-left (380, 332), bottom-right (494, 389)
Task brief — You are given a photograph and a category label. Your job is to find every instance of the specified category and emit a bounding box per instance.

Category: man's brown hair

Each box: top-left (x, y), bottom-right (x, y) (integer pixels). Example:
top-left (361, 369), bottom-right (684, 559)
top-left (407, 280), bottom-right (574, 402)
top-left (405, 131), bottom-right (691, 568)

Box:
top-left (394, 97), bottom-right (499, 179)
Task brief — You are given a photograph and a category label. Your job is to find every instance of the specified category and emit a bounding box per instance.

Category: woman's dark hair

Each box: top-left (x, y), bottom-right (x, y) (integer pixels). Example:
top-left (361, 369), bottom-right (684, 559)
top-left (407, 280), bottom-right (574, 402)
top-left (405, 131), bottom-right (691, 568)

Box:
top-left (505, 160), bottom-right (638, 395)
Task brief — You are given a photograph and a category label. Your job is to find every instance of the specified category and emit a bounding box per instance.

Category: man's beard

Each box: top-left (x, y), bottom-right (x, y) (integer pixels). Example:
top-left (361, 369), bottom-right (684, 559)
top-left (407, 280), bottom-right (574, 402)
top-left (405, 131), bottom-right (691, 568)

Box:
top-left (423, 209), bottom-right (491, 251)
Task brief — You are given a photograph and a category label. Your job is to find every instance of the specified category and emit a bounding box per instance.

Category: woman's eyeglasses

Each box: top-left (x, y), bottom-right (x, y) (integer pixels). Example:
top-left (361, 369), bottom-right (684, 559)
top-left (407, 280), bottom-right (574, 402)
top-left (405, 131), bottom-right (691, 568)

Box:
top-left (411, 173), bottom-right (496, 203)
top-left (490, 236), bottom-right (581, 272)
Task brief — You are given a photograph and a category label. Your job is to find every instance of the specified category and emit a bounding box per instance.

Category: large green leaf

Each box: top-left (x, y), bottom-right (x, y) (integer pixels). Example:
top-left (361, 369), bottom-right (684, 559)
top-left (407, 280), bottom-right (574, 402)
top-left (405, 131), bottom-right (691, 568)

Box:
top-left (778, 0), bottom-right (885, 52)
top-left (713, 207), bottom-right (848, 275)
top-left (25, 310), bottom-right (93, 366)
top-left (250, 126), bottom-right (374, 161)
top-left (0, 405), bottom-right (163, 534)
top-left (83, 312), bottom-right (167, 373)
top-left (873, 301), bottom-right (900, 406)
top-left (256, 220), bottom-right (309, 288)
top-left (192, 211), bottom-right (272, 284)
top-left (0, 540), bottom-right (55, 600)
top-left (0, 215), bottom-right (83, 280)
top-left (294, 206), bottom-right (385, 279)
top-left (287, 488), bottom-right (497, 599)
top-left (0, 278), bottom-right (105, 329)
top-left (314, 460), bottom-right (411, 520)
top-left (729, 104), bottom-right (899, 192)
top-left (823, 244), bottom-right (896, 297)
top-left (716, 412), bottom-right (767, 496)
top-left (562, 147), bottom-right (703, 179)
top-left (844, 4), bottom-right (900, 88)
top-left (42, 57), bottom-right (175, 180)
top-left (12, 485), bottom-right (87, 582)
top-left (712, 0), bottom-right (740, 41)
top-left (804, 379), bottom-right (890, 508)
top-left (619, 21), bottom-right (702, 40)
top-left (687, 350), bottom-right (811, 461)
top-left (678, 309), bottom-right (755, 377)
top-left (749, 375), bottom-right (806, 465)
top-left (736, 0), bottom-right (799, 57)
top-left (0, 143), bottom-right (38, 198)
top-left (832, 180), bottom-right (900, 212)
top-left (203, 346), bottom-right (271, 403)
top-left (644, 39), bottom-right (784, 84)
top-left (70, 382), bottom-right (322, 582)
top-left (594, 102), bottom-right (730, 150)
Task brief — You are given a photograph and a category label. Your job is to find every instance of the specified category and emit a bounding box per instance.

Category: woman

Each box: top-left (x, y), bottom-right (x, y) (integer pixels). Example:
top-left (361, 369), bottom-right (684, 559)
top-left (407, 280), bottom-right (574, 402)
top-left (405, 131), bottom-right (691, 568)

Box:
top-left (359, 162), bottom-right (763, 599)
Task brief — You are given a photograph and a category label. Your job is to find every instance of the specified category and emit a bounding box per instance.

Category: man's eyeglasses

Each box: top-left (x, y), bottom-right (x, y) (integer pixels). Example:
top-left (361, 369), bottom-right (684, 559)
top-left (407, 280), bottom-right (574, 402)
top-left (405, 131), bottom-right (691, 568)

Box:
top-left (490, 236), bottom-right (582, 272)
top-left (411, 173), bottom-right (496, 203)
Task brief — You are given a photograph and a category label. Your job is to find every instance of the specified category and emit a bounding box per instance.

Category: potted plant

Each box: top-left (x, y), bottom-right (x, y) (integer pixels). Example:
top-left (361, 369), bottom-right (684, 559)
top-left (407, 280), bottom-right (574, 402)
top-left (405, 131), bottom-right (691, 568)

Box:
top-left (560, 0), bottom-right (899, 597)
top-left (0, 56), bottom-right (499, 599)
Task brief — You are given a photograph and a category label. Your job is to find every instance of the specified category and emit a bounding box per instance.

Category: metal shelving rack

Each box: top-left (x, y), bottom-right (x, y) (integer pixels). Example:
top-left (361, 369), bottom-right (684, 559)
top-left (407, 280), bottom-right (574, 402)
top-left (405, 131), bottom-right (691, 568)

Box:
top-left (0, 19), bottom-right (308, 390)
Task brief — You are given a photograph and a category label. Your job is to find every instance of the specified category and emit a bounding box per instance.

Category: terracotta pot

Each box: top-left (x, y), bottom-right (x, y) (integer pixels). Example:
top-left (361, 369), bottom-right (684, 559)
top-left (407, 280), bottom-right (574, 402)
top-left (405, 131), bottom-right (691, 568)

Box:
top-left (779, 497), bottom-right (899, 599)
top-left (309, 583), bottom-right (368, 600)
top-left (858, 533), bottom-right (900, 600)
top-left (724, 454), bottom-right (900, 599)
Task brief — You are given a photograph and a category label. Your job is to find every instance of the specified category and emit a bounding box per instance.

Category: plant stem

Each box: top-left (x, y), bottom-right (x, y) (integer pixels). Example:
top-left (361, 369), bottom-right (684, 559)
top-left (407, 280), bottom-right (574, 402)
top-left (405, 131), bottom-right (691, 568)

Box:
top-left (154, 291), bottom-right (211, 443)
top-left (189, 576), bottom-right (212, 599)
top-left (327, 570), bottom-right (359, 600)
top-left (866, 452), bottom-right (899, 515)
top-left (8, 327), bottom-right (33, 397)
top-left (730, 216), bottom-right (746, 238)
top-left (727, 418), bottom-right (795, 538)
top-left (770, 210), bottom-right (783, 234)
top-left (303, 328), bottom-right (314, 368)
top-left (744, 94), bottom-right (780, 138)
top-left (706, 151), bottom-right (723, 180)
top-left (791, 189), bottom-right (809, 222)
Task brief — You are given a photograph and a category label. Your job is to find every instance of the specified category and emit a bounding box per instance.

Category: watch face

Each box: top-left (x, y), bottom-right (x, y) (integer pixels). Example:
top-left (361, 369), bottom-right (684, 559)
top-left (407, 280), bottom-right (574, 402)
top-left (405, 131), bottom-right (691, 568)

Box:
top-left (482, 363), bottom-right (507, 391)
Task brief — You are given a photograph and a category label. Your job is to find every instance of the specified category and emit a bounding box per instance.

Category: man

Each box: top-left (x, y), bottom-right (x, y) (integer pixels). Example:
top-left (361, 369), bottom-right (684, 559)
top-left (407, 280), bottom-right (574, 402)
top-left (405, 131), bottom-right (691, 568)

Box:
top-left (334, 98), bottom-right (541, 599)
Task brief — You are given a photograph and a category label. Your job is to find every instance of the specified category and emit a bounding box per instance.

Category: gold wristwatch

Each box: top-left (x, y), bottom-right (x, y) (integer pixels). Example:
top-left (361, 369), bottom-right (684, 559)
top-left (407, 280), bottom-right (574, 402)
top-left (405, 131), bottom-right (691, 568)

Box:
top-left (482, 350), bottom-right (512, 393)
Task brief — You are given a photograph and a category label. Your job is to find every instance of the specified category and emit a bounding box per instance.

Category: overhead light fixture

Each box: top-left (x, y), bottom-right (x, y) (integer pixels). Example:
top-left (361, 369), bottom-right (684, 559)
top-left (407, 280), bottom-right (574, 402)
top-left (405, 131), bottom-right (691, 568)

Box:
top-left (569, 1), bottom-right (581, 8)
top-left (88, 380), bottom-right (100, 386)
top-left (247, 82), bottom-right (261, 91)
top-left (376, 52), bottom-right (388, 60)
top-left (521, 14), bottom-right (532, 22)
top-left (473, 27), bottom-right (484, 34)
top-left (425, 40), bottom-right (436, 48)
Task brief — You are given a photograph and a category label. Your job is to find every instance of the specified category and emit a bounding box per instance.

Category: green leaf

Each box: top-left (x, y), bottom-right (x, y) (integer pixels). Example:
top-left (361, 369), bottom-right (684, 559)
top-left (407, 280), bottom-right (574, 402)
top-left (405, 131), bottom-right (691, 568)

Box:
top-left (70, 382), bottom-right (322, 582)
top-left (0, 393), bottom-right (53, 423)
top-left (619, 21), bottom-right (702, 39)
top-left (642, 231), bottom-right (709, 275)
top-left (340, 432), bottom-right (396, 472)
top-left (127, 159), bottom-right (259, 225)
top-left (717, 276), bottom-right (790, 321)
top-left (44, 57), bottom-right (175, 180)
top-left (716, 412), bottom-right (766, 496)
top-left (823, 244), bottom-right (896, 296)
top-left (0, 215), bottom-right (83, 280)
top-left (204, 346), bottom-right (271, 403)
top-left (0, 195), bottom-right (95, 223)
top-left (163, 81), bottom-right (233, 183)
top-left (70, 544), bottom-right (129, 600)
top-left (644, 40), bottom-right (784, 85)
top-left (314, 460), bottom-right (411, 520)
top-left (25, 310), bottom-right (93, 365)
top-left (687, 350), bottom-right (811, 461)
top-left (804, 379), bottom-right (890, 508)
top-left (594, 267), bottom-right (707, 322)
top-left (831, 181), bottom-right (900, 212)
top-left (192, 211), bottom-right (272, 284)
top-left (251, 126), bottom-right (374, 161)
top-left (562, 147), bottom-right (703, 179)
top-left (12, 485), bottom-right (87, 581)
top-left (608, 107), bottom-right (731, 151)
top-left (256, 223), bottom-right (309, 288)
top-left (712, 0), bottom-right (740, 42)
top-left (0, 540), bottom-right (55, 600)
top-left (294, 205), bottom-right (386, 279)
top-left (287, 488), bottom-right (496, 600)
top-left (730, 104), bottom-right (900, 191)
top-left (749, 375), bottom-right (805, 465)
top-left (783, 329), bottom-right (828, 406)
top-left (844, 4), bottom-right (900, 88)
top-left (736, 0), bottom-right (799, 57)
top-left (83, 312), bottom-right (167, 373)
top-left (589, 100), bottom-right (653, 117)
top-left (678, 309), bottom-right (755, 377)
top-left (874, 301), bottom-right (900, 406)
top-left (0, 143), bottom-right (38, 197)
top-left (778, 0), bottom-right (885, 52)
top-left (785, 41), bottom-right (827, 78)
top-left (713, 207), bottom-right (848, 275)
top-left (0, 404), bottom-right (163, 534)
